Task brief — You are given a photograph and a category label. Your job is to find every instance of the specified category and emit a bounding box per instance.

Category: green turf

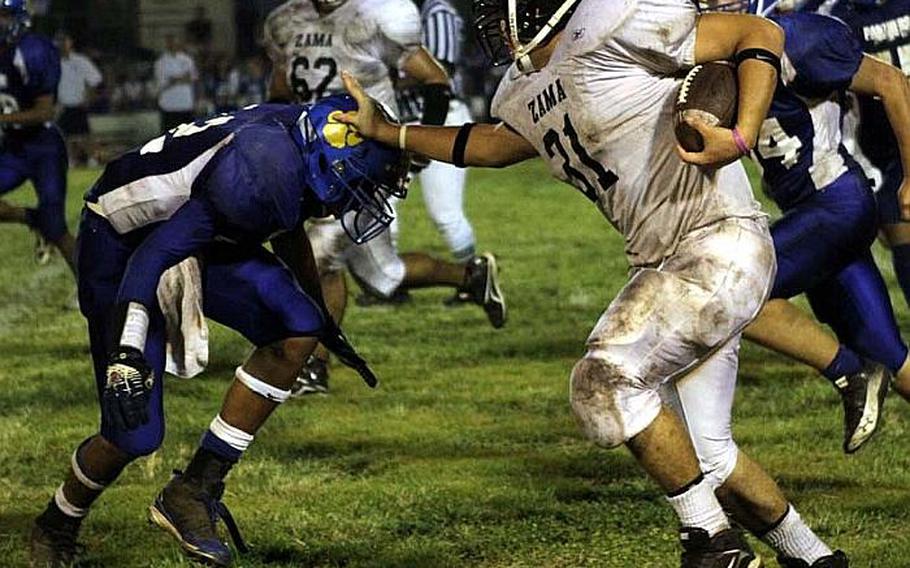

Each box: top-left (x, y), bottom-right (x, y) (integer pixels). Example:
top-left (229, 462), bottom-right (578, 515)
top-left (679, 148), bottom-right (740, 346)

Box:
top-left (1, 162), bottom-right (909, 567)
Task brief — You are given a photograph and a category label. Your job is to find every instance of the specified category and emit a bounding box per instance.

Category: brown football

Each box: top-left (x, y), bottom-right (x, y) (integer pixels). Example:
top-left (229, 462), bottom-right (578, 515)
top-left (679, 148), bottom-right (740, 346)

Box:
top-left (674, 62), bottom-right (738, 152)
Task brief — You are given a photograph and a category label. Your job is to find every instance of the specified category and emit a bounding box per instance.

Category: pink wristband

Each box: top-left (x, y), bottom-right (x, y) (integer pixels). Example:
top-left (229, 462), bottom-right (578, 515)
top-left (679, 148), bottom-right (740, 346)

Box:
top-left (732, 126), bottom-right (751, 156)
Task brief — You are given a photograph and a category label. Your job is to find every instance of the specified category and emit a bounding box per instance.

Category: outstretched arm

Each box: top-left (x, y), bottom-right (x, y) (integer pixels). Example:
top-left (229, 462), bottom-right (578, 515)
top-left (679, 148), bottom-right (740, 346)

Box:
top-left (849, 55), bottom-right (910, 219)
top-left (337, 72), bottom-right (537, 168)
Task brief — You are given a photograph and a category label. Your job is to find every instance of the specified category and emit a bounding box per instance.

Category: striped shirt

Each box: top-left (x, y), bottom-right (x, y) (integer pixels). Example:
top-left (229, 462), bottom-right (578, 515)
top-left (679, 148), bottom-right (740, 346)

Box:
top-left (397, 0), bottom-right (463, 122)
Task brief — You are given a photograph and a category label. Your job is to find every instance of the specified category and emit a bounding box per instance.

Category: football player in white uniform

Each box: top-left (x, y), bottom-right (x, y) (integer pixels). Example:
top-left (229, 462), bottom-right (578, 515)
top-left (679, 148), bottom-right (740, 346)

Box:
top-left (339, 0), bottom-right (845, 565)
top-left (396, 0), bottom-right (485, 302)
top-left (264, 0), bottom-right (507, 395)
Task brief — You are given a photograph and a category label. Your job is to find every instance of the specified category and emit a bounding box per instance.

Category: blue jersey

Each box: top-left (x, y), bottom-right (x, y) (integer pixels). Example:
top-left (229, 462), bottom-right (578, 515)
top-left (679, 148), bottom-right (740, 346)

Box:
top-left (86, 103), bottom-right (313, 244)
top-left (755, 13), bottom-right (865, 210)
top-left (85, 103), bottom-right (320, 309)
top-left (0, 33), bottom-right (59, 140)
top-left (827, 0), bottom-right (910, 166)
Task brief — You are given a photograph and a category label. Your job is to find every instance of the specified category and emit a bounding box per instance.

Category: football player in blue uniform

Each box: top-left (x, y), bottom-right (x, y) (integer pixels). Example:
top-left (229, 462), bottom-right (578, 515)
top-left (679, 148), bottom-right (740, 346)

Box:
top-left (28, 96), bottom-right (408, 567)
top-left (781, 0), bottom-right (910, 323)
top-left (701, 0), bottom-right (910, 464)
top-left (818, 0), bottom-right (910, 402)
top-left (0, 0), bottom-right (75, 272)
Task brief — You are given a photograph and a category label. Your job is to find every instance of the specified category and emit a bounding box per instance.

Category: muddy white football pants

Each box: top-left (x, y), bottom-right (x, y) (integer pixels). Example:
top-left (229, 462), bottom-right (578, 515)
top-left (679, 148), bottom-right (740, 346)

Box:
top-left (570, 216), bottom-right (776, 487)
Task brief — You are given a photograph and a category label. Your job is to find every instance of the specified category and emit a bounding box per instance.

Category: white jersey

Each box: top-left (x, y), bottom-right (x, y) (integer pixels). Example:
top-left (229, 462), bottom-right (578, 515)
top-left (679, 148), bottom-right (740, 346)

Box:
top-left (264, 0), bottom-right (422, 112)
top-left (491, 0), bottom-right (763, 266)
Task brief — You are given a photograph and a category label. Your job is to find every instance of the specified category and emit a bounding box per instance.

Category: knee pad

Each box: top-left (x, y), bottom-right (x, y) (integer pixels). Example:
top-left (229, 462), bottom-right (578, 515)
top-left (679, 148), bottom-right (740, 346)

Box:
top-left (109, 426), bottom-right (164, 458)
top-left (694, 437), bottom-right (739, 490)
top-left (569, 356), bottom-right (661, 449)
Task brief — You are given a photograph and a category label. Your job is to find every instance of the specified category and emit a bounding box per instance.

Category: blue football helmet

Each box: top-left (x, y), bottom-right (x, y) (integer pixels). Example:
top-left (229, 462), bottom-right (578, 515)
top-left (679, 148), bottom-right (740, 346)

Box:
top-left (0, 0), bottom-right (29, 45)
top-left (297, 94), bottom-right (409, 244)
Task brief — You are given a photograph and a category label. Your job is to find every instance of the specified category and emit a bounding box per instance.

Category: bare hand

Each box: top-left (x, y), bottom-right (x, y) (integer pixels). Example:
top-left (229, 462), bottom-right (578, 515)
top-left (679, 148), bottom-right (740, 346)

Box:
top-left (899, 178), bottom-right (910, 221)
top-left (336, 71), bottom-right (392, 141)
top-left (677, 117), bottom-right (747, 168)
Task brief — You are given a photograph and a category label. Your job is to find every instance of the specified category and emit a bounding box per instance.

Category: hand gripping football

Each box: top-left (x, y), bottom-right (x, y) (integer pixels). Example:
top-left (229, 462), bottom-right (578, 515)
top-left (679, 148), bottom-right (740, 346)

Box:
top-left (674, 62), bottom-right (739, 152)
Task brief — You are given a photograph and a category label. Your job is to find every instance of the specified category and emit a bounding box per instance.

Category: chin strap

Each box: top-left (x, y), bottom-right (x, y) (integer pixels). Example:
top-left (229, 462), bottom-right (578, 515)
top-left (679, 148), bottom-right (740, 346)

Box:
top-left (515, 53), bottom-right (536, 75)
top-left (508, 0), bottom-right (581, 74)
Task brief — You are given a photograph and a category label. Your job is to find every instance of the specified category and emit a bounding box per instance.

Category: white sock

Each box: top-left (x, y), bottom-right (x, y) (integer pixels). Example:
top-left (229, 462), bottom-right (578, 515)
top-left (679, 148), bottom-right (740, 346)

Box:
top-left (54, 484), bottom-right (88, 518)
top-left (762, 505), bottom-right (832, 563)
top-left (666, 476), bottom-right (730, 536)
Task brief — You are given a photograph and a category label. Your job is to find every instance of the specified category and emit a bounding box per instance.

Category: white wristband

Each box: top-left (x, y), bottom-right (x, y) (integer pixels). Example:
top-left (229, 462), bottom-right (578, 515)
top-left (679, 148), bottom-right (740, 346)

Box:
top-left (398, 124), bottom-right (408, 150)
top-left (120, 302), bottom-right (149, 352)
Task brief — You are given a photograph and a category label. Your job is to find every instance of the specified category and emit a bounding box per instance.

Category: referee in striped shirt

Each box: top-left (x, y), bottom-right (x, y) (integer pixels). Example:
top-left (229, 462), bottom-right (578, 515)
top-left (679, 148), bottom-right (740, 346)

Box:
top-left (398, 0), bottom-right (484, 280)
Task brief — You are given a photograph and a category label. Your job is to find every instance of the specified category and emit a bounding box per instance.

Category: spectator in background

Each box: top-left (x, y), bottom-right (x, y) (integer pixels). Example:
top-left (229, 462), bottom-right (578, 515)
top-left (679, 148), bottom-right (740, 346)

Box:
top-left (185, 5), bottom-right (213, 52)
top-left (205, 53), bottom-right (240, 114)
top-left (238, 56), bottom-right (268, 107)
top-left (56, 32), bottom-right (102, 166)
top-left (154, 34), bottom-right (198, 130)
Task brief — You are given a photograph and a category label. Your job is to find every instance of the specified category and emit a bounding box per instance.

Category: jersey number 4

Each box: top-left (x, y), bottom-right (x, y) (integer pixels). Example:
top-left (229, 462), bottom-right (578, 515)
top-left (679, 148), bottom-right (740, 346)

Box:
top-left (755, 117), bottom-right (802, 170)
top-left (544, 114), bottom-right (617, 203)
top-left (290, 56), bottom-right (338, 103)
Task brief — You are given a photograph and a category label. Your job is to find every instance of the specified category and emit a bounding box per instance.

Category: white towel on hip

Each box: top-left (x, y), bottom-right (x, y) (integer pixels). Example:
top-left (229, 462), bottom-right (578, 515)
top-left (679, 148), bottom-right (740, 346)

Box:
top-left (157, 257), bottom-right (209, 378)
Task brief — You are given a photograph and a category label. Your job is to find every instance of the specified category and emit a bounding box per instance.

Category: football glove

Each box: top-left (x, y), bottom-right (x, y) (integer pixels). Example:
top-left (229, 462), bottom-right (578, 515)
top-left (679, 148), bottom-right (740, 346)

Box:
top-left (320, 320), bottom-right (378, 388)
top-left (103, 346), bottom-right (154, 431)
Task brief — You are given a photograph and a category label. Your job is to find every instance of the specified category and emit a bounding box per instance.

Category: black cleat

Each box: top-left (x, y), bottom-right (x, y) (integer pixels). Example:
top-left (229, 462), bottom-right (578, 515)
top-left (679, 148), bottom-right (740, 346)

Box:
top-left (29, 509), bottom-right (82, 568)
top-left (778, 551), bottom-right (848, 567)
top-left (834, 361), bottom-right (890, 453)
top-left (464, 253), bottom-right (506, 329)
top-left (290, 355), bottom-right (330, 397)
top-left (149, 467), bottom-right (246, 567)
top-left (679, 527), bottom-right (762, 568)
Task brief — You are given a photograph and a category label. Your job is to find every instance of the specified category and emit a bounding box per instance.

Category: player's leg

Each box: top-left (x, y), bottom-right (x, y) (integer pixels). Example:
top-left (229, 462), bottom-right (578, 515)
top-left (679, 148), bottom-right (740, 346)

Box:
top-left (744, 179), bottom-right (881, 411)
top-left (31, 214), bottom-right (168, 566)
top-left (418, 100), bottom-right (477, 264)
top-left (807, 252), bottom-right (909, 400)
top-left (571, 218), bottom-right (775, 565)
top-left (27, 131), bottom-right (76, 274)
top-left (882, 220), bottom-right (910, 303)
top-left (290, 218), bottom-right (350, 396)
top-left (746, 299), bottom-right (841, 371)
top-left (661, 340), bottom-right (840, 566)
top-left (0, 150), bottom-right (31, 226)
top-left (874, 157), bottom-right (910, 306)
top-left (148, 244), bottom-right (323, 565)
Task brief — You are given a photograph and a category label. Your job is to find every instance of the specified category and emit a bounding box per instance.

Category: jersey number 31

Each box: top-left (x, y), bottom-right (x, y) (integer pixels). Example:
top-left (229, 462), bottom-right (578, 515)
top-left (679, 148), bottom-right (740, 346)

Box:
top-left (544, 114), bottom-right (617, 203)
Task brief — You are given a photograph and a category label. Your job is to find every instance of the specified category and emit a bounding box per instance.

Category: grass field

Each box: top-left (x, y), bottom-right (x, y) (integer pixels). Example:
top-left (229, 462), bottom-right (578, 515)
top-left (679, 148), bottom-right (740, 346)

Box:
top-left (1, 162), bottom-right (909, 567)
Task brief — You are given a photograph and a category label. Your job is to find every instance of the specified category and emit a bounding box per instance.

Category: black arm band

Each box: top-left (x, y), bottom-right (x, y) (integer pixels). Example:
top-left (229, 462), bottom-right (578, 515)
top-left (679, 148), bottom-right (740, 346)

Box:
top-left (734, 48), bottom-right (781, 76)
top-left (420, 83), bottom-right (452, 126)
top-left (452, 123), bottom-right (476, 168)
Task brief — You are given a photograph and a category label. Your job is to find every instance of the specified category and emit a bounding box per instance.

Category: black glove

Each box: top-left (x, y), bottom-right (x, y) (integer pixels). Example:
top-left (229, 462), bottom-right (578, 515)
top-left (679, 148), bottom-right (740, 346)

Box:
top-left (102, 346), bottom-right (154, 431)
top-left (320, 320), bottom-right (378, 388)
